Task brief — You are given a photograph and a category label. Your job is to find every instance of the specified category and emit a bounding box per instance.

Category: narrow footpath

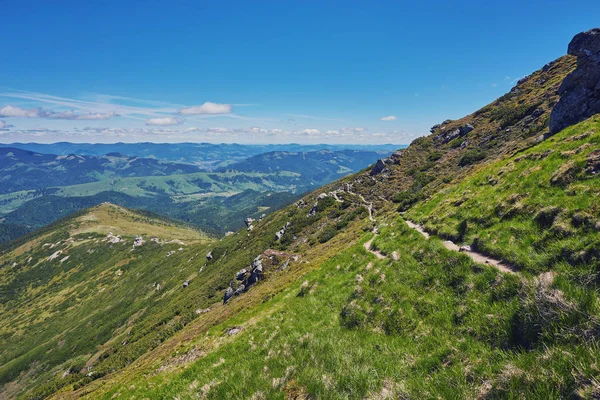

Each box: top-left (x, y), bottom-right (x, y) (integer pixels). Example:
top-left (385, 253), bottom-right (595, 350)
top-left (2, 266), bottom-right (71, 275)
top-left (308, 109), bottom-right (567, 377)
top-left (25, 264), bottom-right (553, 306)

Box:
top-left (405, 220), bottom-right (517, 274)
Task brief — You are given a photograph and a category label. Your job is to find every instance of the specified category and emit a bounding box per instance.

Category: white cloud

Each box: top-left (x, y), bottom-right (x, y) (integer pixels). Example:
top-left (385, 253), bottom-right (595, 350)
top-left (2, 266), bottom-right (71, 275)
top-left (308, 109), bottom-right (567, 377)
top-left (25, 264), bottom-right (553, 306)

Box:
top-left (207, 127), bottom-right (228, 133)
top-left (0, 120), bottom-right (6, 129)
top-left (326, 130), bottom-right (339, 135)
top-left (0, 105), bottom-right (41, 118)
top-left (380, 115), bottom-right (397, 121)
top-left (145, 117), bottom-right (183, 126)
top-left (341, 127), bottom-right (367, 134)
top-left (302, 129), bottom-right (320, 135)
top-left (179, 102), bottom-right (232, 115)
top-left (48, 110), bottom-right (119, 120)
top-left (0, 104), bottom-right (118, 120)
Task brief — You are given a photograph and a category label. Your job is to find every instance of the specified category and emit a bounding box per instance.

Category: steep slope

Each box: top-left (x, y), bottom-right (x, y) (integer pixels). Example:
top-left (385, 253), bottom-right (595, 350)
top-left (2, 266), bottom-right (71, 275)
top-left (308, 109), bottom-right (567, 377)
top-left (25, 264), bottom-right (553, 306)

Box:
top-left (3, 30), bottom-right (600, 399)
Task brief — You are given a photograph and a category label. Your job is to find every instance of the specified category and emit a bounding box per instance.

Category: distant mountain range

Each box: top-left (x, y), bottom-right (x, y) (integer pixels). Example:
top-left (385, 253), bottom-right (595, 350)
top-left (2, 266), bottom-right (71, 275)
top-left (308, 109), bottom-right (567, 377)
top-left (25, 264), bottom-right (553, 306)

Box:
top-left (0, 147), bottom-right (202, 194)
top-left (1, 142), bottom-right (401, 168)
top-left (0, 144), bottom-right (398, 242)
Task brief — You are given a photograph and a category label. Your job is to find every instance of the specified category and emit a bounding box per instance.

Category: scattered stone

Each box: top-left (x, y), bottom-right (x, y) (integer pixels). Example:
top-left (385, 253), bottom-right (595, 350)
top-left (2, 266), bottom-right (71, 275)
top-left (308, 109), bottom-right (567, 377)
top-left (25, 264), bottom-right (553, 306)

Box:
top-left (244, 217), bottom-right (255, 227)
top-left (133, 236), bottom-right (144, 247)
top-left (226, 327), bottom-right (242, 336)
top-left (195, 308), bottom-right (210, 315)
top-left (47, 250), bottom-right (63, 262)
top-left (459, 245), bottom-right (471, 253)
top-left (206, 251), bottom-right (213, 261)
top-left (106, 232), bottom-right (123, 244)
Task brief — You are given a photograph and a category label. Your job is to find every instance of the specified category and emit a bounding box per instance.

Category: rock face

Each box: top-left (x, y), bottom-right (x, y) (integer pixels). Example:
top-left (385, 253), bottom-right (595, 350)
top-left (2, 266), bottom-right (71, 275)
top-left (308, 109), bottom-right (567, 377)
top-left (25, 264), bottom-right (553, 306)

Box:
top-left (434, 124), bottom-right (474, 144)
top-left (370, 159), bottom-right (387, 176)
top-left (550, 28), bottom-right (600, 135)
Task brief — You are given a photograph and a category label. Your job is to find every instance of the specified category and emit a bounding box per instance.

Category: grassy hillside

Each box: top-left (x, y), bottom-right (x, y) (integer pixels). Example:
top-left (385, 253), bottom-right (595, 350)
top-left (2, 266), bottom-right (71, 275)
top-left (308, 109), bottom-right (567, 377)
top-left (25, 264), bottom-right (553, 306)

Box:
top-left (2, 50), bottom-right (600, 399)
top-left (64, 214), bottom-right (600, 399)
top-left (0, 204), bottom-right (213, 398)
top-left (408, 115), bottom-right (600, 273)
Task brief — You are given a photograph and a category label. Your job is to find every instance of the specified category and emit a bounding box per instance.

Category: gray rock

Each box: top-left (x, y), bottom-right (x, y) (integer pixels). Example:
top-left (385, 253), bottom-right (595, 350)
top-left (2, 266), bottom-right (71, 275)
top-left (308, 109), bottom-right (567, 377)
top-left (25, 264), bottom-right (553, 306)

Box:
top-left (226, 327), bottom-right (242, 336)
top-left (234, 284), bottom-right (245, 296)
top-left (244, 217), bottom-right (254, 227)
top-left (223, 287), bottom-right (234, 304)
top-left (236, 268), bottom-right (248, 280)
top-left (206, 251), bottom-right (213, 261)
top-left (370, 159), bottom-right (387, 176)
top-left (550, 28), bottom-right (600, 135)
top-left (183, 280), bottom-right (190, 288)
top-left (434, 124), bottom-right (474, 144)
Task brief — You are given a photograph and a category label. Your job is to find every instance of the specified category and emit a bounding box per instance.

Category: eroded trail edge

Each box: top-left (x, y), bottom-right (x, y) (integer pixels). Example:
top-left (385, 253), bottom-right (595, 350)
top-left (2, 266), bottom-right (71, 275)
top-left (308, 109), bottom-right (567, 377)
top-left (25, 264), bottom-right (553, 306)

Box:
top-left (405, 220), bottom-right (517, 274)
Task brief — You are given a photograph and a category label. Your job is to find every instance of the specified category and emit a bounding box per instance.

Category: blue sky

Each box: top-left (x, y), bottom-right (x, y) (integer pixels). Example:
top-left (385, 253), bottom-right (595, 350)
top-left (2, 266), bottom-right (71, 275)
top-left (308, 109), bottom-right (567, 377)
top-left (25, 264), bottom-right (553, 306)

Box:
top-left (0, 0), bottom-right (599, 144)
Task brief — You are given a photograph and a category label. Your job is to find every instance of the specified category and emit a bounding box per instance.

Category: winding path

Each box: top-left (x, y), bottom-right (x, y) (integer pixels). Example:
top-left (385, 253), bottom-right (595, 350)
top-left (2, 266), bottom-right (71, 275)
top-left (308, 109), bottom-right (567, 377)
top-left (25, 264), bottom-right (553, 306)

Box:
top-left (405, 220), bottom-right (517, 274)
top-left (363, 234), bottom-right (386, 259)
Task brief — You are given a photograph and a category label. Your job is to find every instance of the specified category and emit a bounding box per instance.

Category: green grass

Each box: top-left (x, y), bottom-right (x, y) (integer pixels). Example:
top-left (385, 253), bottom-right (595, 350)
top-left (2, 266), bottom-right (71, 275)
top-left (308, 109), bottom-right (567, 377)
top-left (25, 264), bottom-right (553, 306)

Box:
top-left (407, 115), bottom-right (600, 275)
top-left (73, 216), bottom-right (600, 399)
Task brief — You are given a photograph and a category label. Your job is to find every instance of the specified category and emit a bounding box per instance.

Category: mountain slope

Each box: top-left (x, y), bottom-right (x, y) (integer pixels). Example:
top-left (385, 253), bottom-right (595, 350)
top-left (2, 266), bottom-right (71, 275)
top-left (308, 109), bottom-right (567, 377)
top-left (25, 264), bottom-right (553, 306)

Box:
top-left (3, 30), bottom-right (600, 399)
top-left (0, 204), bottom-right (213, 398)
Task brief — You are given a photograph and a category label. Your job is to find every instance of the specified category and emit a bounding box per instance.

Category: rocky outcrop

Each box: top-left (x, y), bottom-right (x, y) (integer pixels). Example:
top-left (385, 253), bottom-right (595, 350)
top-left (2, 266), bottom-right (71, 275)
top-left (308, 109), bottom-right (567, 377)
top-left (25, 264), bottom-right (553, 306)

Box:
top-left (222, 250), bottom-right (298, 304)
top-left (275, 222), bottom-right (291, 240)
top-left (369, 151), bottom-right (403, 177)
top-left (550, 28), bottom-right (600, 134)
top-left (308, 193), bottom-right (328, 217)
top-left (434, 124), bottom-right (474, 144)
top-left (370, 159), bottom-right (387, 176)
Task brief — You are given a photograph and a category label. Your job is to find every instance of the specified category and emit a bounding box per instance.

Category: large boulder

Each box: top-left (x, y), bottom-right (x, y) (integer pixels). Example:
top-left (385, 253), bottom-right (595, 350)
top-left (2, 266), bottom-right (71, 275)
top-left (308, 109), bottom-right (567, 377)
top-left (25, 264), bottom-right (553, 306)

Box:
top-left (550, 28), bottom-right (600, 134)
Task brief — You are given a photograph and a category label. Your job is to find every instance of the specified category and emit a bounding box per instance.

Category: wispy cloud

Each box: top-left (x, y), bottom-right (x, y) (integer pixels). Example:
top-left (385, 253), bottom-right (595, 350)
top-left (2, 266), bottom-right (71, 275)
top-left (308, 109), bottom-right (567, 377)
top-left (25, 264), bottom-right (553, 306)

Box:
top-left (146, 117), bottom-right (183, 126)
top-left (179, 102), bottom-right (232, 115)
top-left (380, 115), bottom-right (397, 121)
top-left (284, 113), bottom-right (344, 122)
top-left (0, 105), bottom-right (118, 120)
